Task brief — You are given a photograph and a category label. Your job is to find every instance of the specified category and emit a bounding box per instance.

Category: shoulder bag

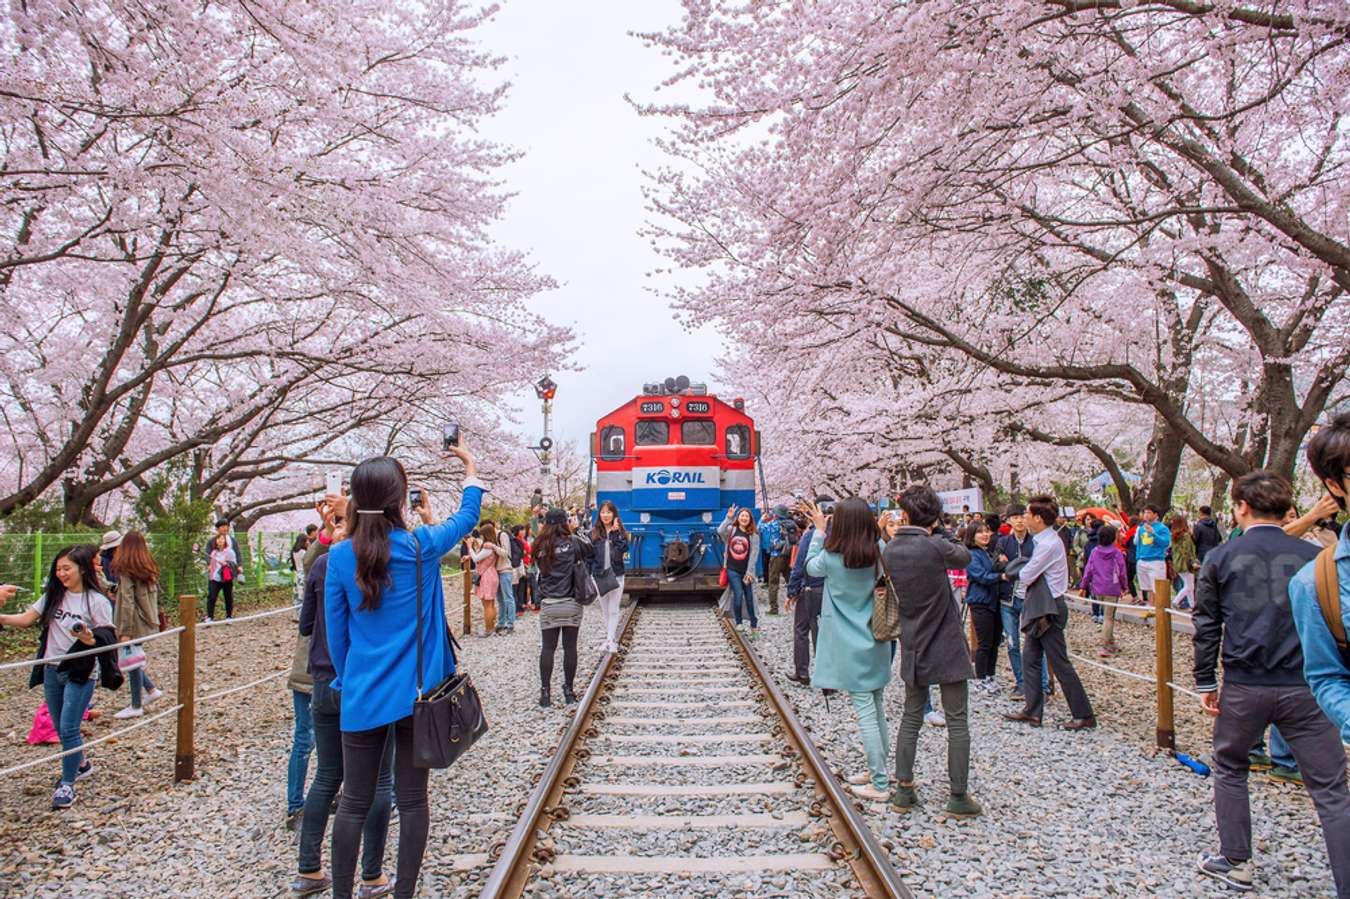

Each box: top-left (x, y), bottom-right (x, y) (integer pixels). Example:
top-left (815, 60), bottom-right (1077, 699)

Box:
top-left (1314, 545), bottom-right (1350, 667)
top-left (572, 537), bottom-right (600, 605)
top-left (410, 532), bottom-right (489, 769)
top-left (871, 558), bottom-right (902, 642)
top-left (594, 534), bottom-right (620, 595)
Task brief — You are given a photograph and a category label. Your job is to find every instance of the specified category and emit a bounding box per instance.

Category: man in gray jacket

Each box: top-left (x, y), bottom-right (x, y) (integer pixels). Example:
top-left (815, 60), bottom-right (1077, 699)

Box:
top-left (882, 484), bottom-right (980, 818)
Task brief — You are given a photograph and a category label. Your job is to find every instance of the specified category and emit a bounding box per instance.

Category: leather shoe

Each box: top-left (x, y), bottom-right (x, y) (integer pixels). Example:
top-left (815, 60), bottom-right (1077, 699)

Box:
top-left (1060, 717), bottom-right (1097, 731)
top-left (1002, 710), bottom-right (1042, 727)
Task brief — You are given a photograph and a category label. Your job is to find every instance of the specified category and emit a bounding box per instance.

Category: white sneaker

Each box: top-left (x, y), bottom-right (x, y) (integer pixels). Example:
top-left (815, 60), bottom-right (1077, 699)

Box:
top-left (144, 688), bottom-right (164, 705)
top-left (113, 706), bottom-right (144, 719)
top-left (846, 772), bottom-right (871, 786)
top-left (924, 710), bottom-right (946, 727)
top-left (847, 782), bottom-right (891, 802)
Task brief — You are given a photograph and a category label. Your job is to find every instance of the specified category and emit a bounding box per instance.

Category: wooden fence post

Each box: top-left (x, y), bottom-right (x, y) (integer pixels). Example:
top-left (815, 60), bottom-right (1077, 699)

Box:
top-left (175, 594), bottom-right (197, 783)
top-left (462, 566), bottom-right (473, 636)
top-left (1154, 578), bottom-right (1175, 751)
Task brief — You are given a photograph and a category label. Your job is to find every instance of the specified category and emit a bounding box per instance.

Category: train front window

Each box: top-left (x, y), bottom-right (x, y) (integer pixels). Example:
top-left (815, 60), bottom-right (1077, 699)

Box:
top-left (681, 420), bottom-right (716, 445)
top-left (600, 425), bottom-right (626, 459)
top-left (635, 420), bottom-right (669, 446)
top-left (725, 424), bottom-right (751, 459)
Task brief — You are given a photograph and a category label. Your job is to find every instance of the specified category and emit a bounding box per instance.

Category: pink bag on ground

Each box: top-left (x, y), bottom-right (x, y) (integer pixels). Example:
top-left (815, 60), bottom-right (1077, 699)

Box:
top-left (28, 703), bottom-right (93, 745)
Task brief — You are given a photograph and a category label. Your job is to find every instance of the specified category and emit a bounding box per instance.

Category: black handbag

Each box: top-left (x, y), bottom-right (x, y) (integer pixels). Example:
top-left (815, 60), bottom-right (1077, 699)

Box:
top-left (572, 536), bottom-right (600, 605)
top-left (593, 533), bottom-right (620, 595)
top-left (410, 532), bottom-right (488, 769)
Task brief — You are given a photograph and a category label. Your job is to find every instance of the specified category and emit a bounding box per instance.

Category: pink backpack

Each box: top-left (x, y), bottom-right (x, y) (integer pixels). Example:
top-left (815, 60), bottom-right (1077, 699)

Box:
top-left (28, 703), bottom-right (93, 745)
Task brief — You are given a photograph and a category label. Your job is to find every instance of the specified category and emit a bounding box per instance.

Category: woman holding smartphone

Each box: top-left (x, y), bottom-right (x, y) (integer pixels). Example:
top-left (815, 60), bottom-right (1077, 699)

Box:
top-left (0, 546), bottom-right (116, 809)
top-left (718, 505), bottom-right (761, 636)
top-left (324, 446), bottom-right (483, 899)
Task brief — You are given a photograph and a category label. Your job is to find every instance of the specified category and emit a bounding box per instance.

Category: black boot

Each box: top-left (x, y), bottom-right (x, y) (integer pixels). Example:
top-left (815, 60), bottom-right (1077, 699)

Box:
top-left (539, 686), bottom-right (551, 708)
top-left (563, 685), bottom-right (578, 705)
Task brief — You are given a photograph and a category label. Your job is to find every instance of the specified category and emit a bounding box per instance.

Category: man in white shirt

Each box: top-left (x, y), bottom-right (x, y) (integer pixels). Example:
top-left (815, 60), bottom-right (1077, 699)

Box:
top-left (1003, 495), bottom-right (1097, 731)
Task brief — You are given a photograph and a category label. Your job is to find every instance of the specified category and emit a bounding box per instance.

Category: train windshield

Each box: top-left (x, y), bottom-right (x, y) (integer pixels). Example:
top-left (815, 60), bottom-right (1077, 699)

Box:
top-left (681, 420), bottom-right (716, 445)
top-left (600, 425), bottom-right (625, 459)
top-left (725, 424), bottom-right (751, 459)
top-left (635, 420), bottom-right (669, 445)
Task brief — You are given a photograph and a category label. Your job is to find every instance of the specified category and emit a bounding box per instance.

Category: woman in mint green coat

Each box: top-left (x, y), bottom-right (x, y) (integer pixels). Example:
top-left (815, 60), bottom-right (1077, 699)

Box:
top-left (804, 497), bottom-right (893, 801)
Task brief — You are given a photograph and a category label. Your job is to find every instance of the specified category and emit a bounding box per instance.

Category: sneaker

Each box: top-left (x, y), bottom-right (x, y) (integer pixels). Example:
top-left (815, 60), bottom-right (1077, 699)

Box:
top-left (924, 710), bottom-right (946, 728)
top-left (57, 761), bottom-right (93, 787)
top-left (945, 793), bottom-right (982, 818)
top-left (113, 706), bottom-right (144, 719)
top-left (1247, 750), bottom-right (1272, 771)
top-left (144, 688), bottom-right (164, 705)
top-left (750, 627), bottom-right (760, 641)
top-left (1268, 765), bottom-right (1302, 785)
top-left (890, 784), bottom-right (918, 812)
top-left (846, 772), bottom-right (871, 786)
top-left (285, 808), bottom-right (304, 832)
top-left (1197, 853), bottom-right (1254, 892)
top-left (51, 783), bottom-right (76, 809)
top-left (847, 782), bottom-right (891, 802)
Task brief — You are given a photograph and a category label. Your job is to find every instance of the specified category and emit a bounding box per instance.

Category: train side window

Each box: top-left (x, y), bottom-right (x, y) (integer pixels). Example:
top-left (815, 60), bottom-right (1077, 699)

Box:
top-left (725, 424), bottom-right (751, 459)
top-left (600, 425), bottom-right (626, 459)
top-left (681, 420), bottom-right (716, 445)
top-left (635, 420), bottom-right (669, 446)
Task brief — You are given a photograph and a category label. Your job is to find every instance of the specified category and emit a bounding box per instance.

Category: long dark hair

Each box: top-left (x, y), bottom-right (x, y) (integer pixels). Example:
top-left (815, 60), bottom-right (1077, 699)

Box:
top-left (591, 500), bottom-right (627, 541)
top-left (823, 498), bottom-right (880, 569)
top-left (346, 457), bottom-right (409, 611)
top-left (39, 545), bottom-right (100, 633)
top-left (533, 523), bottom-right (569, 575)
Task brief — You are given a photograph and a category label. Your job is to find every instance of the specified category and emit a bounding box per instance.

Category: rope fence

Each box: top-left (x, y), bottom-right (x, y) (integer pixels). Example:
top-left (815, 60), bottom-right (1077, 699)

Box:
top-left (0, 626), bottom-right (185, 672)
top-left (198, 603), bottom-right (296, 629)
top-left (0, 704), bottom-right (184, 779)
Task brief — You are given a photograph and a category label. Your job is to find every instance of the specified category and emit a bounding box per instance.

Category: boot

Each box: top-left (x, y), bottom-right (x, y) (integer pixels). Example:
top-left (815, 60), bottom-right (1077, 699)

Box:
top-left (945, 793), bottom-right (982, 818)
top-left (563, 685), bottom-right (578, 705)
top-left (539, 687), bottom-right (551, 708)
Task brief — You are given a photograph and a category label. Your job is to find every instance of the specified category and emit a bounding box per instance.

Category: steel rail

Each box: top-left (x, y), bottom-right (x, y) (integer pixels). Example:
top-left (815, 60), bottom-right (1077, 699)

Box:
top-left (723, 618), bottom-right (915, 899)
top-left (477, 602), bottom-right (640, 899)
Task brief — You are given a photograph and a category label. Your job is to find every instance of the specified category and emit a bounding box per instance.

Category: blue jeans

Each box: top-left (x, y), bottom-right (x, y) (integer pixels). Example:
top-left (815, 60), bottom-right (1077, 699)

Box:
top-left (728, 574), bottom-right (758, 627)
top-left (849, 688), bottom-right (890, 790)
top-left (288, 691), bottom-right (314, 814)
top-left (299, 680), bottom-right (392, 879)
top-left (1000, 602), bottom-right (1049, 692)
top-left (1269, 725), bottom-right (1297, 770)
top-left (43, 667), bottom-right (96, 785)
top-left (128, 663), bottom-right (157, 708)
top-left (497, 572), bottom-right (516, 629)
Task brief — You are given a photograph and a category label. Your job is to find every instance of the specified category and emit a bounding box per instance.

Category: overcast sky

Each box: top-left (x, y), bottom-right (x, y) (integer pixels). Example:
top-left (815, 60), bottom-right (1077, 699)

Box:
top-left (476, 0), bottom-right (726, 449)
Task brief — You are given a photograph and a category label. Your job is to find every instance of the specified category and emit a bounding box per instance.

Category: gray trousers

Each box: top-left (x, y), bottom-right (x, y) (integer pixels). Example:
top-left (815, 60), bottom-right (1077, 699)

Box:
top-left (792, 586), bottom-right (822, 679)
top-left (895, 681), bottom-right (970, 795)
top-left (1212, 682), bottom-right (1350, 898)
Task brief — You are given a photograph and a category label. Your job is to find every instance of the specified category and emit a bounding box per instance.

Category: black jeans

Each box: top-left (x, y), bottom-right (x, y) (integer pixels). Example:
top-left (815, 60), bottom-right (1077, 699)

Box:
top-left (332, 715), bottom-right (428, 899)
top-left (1020, 615), bottom-right (1094, 721)
top-left (299, 680), bottom-right (392, 880)
top-left (540, 626), bottom-right (579, 693)
top-left (792, 587), bottom-right (822, 679)
top-left (206, 579), bottom-right (234, 619)
top-left (1211, 682), bottom-right (1350, 896)
top-left (969, 605), bottom-right (1002, 679)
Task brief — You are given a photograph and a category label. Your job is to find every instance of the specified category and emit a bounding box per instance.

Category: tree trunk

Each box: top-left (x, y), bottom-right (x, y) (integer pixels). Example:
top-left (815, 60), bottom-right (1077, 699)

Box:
top-left (1139, 417), bottom-right (1187, 512)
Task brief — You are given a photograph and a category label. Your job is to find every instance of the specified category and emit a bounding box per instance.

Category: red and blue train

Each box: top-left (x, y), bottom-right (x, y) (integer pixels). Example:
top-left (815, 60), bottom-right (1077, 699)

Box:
top-left (587, 376), bottom-right (766, 600)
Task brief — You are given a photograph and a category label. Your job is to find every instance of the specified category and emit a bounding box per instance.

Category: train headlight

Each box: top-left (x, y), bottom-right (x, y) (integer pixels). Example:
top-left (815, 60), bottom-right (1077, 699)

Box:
top-left (702, 512), bottom-right (713, 523)
top-left (640, 513), bottom-right (651, 524)
top-left (670, 397), bottom-right (681, 408)
top-left (670, 409), bottom-right (680, 419)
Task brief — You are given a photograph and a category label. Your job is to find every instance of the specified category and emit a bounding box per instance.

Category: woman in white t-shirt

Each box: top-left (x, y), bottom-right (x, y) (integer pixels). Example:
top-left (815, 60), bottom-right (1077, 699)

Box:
top-left (0, 545), bottom-right (114, 809)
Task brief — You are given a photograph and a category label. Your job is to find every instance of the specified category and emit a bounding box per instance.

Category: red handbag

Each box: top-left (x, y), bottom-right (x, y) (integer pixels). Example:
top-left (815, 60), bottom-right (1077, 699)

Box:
top-left (718, 568), bottom-right (728, 588)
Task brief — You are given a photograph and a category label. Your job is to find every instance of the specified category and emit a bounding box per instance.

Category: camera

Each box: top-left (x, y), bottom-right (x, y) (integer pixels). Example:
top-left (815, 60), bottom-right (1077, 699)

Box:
top-left (409, 488), bottom-right (423, 509)
top-left (442, 422), bottom-right (461, 451)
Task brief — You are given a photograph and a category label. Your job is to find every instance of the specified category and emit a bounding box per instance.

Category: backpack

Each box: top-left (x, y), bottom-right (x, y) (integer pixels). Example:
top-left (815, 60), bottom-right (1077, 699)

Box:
top-left (1313, 545), bottom-right (1350, 668)
top-left (509, 535), bottom-right (525, 568)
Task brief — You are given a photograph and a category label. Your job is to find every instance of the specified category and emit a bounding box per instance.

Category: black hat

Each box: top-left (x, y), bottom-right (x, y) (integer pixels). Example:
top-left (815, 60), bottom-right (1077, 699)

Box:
top-left (545, 507), bottom-right (568, 527)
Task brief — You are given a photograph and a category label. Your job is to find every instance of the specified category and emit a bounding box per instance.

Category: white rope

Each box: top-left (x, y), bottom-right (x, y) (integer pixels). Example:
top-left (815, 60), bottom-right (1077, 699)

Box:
top-left (197, 669), bottom-right (287, 704)
top-left (1067, 652), bottom-right (1156, 685)
top-left (1166, 608), bottom-right (1194, 620)
top-left (1064, 595), bottom-right (1156, 613)
top-left (0, 704), bottom-right (183, 779)
top-left (1166, 680), bottom-right (1204, 699)
top-left (0, 627), bottom-right (185, 672)
top-left (199, 604), bottom-right (295, 629)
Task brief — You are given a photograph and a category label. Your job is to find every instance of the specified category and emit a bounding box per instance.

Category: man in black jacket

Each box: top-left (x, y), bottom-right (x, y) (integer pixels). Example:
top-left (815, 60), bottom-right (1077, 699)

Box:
top-left (1193, 505), bottom-right (1223, 564)
top-left (1192, 471), bottom-right (1350, 896)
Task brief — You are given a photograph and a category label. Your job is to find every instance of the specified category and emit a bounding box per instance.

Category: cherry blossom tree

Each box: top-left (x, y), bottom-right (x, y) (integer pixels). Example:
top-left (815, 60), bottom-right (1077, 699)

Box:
top-left (637, 0), bottom-right (1350, 506)
top-left (0, 0), bottom-right (568, 524)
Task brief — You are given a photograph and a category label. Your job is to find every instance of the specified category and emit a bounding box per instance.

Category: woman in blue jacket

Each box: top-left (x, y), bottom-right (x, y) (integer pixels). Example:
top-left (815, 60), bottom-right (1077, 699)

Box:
top-left (963, 523), bottom-right (1003, 694)
top-left (324, 447), bottom-right (484, 899)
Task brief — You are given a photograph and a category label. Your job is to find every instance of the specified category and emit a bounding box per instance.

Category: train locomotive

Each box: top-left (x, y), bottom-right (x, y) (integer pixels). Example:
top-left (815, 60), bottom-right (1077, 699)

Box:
top-left (587, 376), bottom-right (766, 600)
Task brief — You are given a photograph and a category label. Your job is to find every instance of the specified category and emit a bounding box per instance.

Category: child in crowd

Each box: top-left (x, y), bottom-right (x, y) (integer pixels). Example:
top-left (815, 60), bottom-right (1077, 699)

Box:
top-left (1078, 525), bottom-right (1131, 657)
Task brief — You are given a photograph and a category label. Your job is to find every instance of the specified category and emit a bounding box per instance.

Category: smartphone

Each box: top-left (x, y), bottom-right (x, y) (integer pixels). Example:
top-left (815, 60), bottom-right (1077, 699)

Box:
top-left (409, 488), bottom-right (423, 509)
top-left (325, 471), bottom-right (342, 496)
top-left (442, 422), bottom-right (461, 451)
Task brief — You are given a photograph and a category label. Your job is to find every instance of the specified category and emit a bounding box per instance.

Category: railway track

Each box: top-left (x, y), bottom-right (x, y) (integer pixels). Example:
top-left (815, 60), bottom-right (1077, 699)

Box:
top-left (479, 602), bottom-right (911, 898)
